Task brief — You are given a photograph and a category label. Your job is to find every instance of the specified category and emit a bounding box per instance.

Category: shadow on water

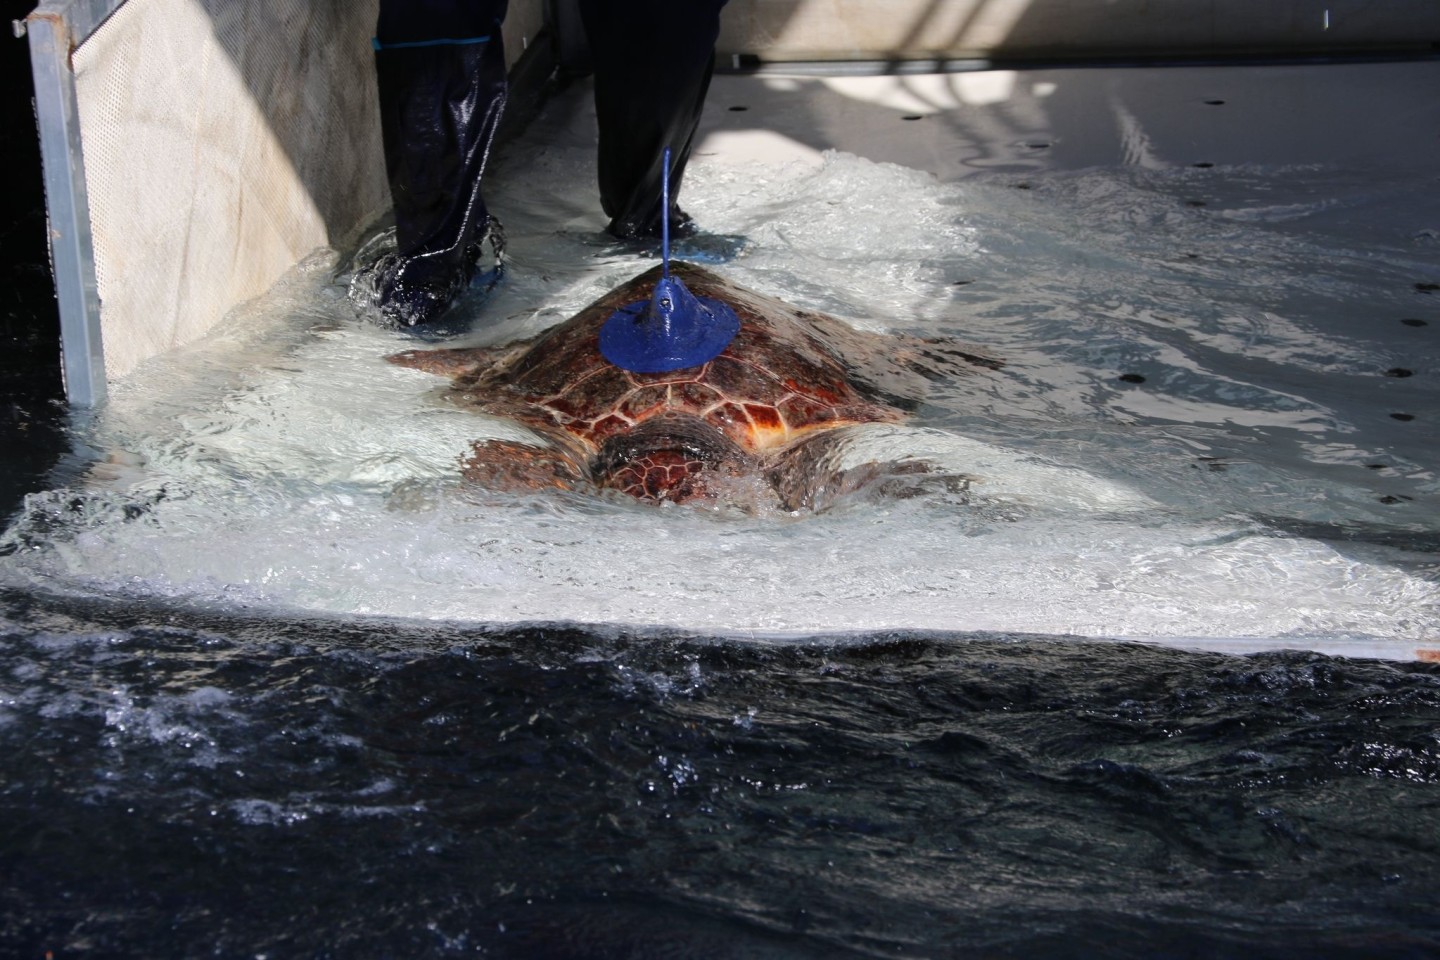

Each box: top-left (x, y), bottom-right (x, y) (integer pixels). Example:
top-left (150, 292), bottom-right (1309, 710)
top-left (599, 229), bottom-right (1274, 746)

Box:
top-left (3, 587), bottom-right (1440, 957)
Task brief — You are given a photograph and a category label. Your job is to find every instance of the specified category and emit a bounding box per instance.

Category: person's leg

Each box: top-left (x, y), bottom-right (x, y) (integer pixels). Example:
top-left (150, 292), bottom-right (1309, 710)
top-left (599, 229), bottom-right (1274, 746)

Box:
top-left (368, 0), bottom-right (509, 326)
top-left (577, 0), bottom-right (728, 240)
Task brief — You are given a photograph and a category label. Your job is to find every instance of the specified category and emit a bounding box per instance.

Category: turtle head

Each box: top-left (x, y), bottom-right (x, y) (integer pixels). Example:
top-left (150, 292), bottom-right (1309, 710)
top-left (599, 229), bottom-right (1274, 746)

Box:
top-left (593, 416), bottom-right (753, 504)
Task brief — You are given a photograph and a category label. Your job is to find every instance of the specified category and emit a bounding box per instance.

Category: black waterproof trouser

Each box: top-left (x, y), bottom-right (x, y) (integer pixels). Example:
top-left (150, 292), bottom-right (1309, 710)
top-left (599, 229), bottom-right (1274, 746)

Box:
top-left (369, 0), bottom-right (727, 323)
top-left (577, 0), bottom-right (729, 239)
top-left (372, 0), bottom-right (509, 326)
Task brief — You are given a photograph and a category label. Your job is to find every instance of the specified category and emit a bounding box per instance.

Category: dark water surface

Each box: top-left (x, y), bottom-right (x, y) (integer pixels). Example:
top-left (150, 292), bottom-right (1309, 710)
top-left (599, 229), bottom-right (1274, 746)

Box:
top-left (3, 588), bottom-right (1439, 958)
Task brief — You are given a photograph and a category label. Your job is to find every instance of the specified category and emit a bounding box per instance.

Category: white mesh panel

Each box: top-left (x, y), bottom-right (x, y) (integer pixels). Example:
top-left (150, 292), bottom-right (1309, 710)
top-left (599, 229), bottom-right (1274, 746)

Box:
top-left (73, 0), bottom-right (388, 382)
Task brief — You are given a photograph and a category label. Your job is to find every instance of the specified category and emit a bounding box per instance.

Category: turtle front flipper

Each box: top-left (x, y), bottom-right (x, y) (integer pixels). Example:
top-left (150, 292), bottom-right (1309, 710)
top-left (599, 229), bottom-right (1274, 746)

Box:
top-left (462, 439), bottom-right (592, 495)
top-left (388, 344), bottom-right (513, 380)
top-left (767, 431), bottom-right (973, 512)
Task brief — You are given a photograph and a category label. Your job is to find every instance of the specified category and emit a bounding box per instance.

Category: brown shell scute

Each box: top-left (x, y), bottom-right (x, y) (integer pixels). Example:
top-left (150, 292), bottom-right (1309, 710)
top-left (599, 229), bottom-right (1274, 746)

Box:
top-left (675, 381), bottom-right (724, 409)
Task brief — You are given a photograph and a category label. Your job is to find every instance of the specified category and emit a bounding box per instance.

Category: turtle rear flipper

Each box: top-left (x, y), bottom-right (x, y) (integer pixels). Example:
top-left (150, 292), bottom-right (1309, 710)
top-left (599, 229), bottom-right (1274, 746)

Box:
top-left (767, 431), bottom-right (973, 512)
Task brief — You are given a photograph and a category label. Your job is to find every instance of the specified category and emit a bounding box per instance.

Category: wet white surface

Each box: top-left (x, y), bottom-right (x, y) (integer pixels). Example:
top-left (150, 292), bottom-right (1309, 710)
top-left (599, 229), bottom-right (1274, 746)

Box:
top-left (696, 60), bottom-right (1440, 181)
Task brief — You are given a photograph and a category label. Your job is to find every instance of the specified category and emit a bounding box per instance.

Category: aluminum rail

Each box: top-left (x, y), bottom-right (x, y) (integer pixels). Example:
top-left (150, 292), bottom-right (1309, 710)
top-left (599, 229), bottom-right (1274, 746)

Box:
top-left (25, 0), bottom-right (125, 407)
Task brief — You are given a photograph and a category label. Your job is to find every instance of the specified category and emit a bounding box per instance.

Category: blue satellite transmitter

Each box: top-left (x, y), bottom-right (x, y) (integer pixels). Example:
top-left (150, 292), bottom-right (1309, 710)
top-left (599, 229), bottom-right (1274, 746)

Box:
top-left (598, 149), bottom-right (740, 373)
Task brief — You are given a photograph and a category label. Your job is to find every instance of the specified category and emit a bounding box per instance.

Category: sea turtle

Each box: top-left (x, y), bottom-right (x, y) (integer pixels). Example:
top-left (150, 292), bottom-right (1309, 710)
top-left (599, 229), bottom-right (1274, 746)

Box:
top-left (387, 262), bottom-right (1001, 510)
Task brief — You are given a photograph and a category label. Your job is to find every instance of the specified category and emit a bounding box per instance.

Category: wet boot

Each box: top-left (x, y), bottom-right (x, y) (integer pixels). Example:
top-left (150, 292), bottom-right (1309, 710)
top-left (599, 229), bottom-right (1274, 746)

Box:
top-left (364, 1), bottom-right (509, 326)
top-left (577, 0), bottom-right (728, 240)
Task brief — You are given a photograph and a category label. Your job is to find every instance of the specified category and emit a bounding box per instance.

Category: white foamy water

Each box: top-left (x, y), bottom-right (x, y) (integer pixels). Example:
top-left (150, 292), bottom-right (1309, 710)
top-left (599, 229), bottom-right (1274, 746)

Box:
top-left (4, 73), bottom-right (1439, 657)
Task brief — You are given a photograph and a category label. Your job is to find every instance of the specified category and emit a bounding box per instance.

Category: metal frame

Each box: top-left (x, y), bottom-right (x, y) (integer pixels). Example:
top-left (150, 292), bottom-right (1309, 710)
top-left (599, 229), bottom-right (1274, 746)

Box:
top-left (26, 0), bottom-right (125, 407)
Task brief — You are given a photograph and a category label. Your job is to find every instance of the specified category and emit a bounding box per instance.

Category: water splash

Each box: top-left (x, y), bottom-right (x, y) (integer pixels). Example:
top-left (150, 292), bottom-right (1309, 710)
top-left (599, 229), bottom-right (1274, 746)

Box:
top-left (2, 149), bottom-right (1437, 654)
